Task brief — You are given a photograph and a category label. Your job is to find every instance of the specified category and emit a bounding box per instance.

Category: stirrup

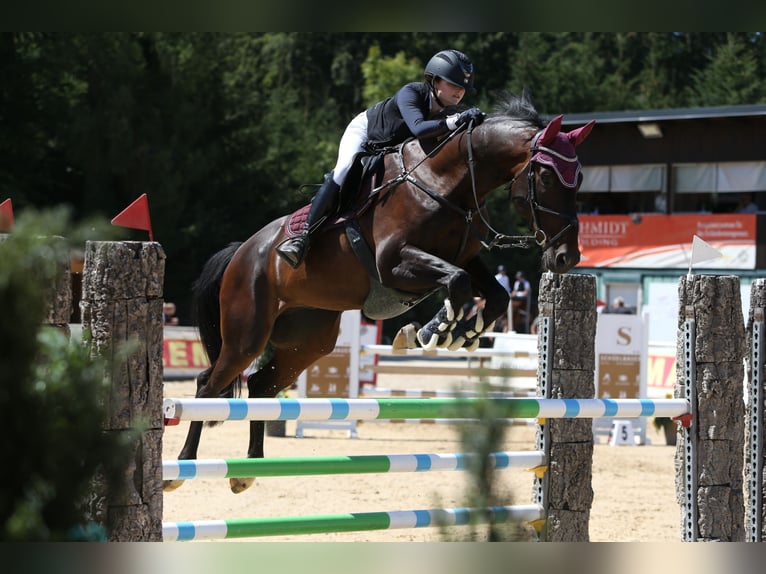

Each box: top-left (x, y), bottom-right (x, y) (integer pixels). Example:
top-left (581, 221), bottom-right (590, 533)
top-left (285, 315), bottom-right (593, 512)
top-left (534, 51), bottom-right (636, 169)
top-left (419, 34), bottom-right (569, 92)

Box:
top-left (276, 235), bottom-right (308, 269)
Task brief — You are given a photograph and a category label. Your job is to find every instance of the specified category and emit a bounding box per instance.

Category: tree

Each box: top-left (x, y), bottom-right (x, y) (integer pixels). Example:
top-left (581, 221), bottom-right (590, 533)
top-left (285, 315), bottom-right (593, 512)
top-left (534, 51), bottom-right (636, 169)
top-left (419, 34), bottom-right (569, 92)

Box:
top-left (688, 33), bottom-right (764, 106)
top-left (361, 44), bottom-right (423, 107)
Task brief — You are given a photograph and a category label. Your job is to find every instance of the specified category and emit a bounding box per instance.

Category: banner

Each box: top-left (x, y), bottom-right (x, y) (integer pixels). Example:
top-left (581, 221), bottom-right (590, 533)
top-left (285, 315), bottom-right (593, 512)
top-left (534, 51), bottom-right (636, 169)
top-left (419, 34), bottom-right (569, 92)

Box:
top-left (162, 326), bottom-right (210, 379)
top-left (595, 313), bottom-right (644, 399)
top-left (578, 213), bottom-right (756, 269)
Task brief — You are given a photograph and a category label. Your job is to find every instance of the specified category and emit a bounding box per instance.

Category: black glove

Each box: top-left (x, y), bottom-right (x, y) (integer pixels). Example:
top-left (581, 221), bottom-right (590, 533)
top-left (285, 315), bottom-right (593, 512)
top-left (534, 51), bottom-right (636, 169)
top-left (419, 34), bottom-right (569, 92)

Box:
top-left (456, 107), bottom-right (485, 128)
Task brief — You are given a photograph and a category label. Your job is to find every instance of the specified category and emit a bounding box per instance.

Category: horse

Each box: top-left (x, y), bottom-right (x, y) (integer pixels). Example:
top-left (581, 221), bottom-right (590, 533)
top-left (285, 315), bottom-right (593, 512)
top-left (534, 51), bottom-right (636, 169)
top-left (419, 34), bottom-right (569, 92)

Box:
top-left (164, 92), bottom-right (595, 493)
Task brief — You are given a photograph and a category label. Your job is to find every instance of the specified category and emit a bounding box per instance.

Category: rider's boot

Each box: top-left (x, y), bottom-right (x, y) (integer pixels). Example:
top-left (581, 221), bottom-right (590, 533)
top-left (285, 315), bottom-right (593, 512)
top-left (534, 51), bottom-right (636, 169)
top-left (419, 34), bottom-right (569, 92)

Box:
top-left (276, 174), bottom-right (340, 269)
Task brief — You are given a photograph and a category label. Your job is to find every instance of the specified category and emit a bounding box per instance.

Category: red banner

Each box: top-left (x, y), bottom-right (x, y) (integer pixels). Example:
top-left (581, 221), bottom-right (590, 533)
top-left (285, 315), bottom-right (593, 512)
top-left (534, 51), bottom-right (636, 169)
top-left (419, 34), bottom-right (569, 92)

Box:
top-left (162, 327), bottom-right (210, 379)
top-left (578, 213), bottom-right (756, 269)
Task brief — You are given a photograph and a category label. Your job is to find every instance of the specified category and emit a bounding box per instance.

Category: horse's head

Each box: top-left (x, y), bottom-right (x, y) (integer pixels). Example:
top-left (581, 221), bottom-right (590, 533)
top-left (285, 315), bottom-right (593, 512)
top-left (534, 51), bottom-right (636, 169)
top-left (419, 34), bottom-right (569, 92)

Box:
top-left (511, 114), bottom-right (595, 273)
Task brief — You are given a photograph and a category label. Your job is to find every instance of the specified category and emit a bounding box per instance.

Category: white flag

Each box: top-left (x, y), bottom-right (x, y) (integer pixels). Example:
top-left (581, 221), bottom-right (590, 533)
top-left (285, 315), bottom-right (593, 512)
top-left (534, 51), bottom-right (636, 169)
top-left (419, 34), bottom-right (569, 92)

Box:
top-left (688, 235), bottom-right (722, 275)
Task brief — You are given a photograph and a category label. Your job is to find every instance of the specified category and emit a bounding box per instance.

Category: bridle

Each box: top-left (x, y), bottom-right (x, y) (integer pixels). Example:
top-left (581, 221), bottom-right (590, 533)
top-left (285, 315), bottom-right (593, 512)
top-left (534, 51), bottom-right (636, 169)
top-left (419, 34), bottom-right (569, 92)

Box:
top-left (507, 133), bottom-right (580, 251)
top-left (471, 125), bottom-right (580, 252)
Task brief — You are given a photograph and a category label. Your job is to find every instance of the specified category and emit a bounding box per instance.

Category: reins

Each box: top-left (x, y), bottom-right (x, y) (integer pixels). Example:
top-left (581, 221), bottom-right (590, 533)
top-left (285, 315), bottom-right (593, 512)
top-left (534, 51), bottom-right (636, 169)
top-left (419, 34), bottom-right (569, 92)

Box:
top-left (369, 117), bottom-right (578, 255)
top-left (369, 123), bottom-right (464, 195)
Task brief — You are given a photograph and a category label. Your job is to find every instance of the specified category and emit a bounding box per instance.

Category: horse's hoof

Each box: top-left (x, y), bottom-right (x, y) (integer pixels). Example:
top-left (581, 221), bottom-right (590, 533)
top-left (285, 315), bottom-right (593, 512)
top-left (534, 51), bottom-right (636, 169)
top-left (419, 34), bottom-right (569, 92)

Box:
top-left (392, 323), bottom-right (418, 350)
top-left (163, 479), bottom-right (185, 492)
top-left (230, 477), bottom-right (255, 493)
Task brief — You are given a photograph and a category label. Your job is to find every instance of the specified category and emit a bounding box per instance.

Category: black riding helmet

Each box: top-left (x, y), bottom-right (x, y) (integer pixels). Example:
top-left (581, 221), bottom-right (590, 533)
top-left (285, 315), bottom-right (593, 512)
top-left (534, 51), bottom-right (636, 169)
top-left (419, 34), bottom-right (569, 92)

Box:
top-left (424, 49), bottom-right (475, 92)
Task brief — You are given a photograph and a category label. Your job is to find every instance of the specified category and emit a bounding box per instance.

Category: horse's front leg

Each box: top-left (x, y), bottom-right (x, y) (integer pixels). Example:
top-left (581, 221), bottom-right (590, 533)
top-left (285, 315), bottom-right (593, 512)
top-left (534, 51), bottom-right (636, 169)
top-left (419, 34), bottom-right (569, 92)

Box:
top-left (380, 246), bottom-right (475, 350)
top-left (446, 258), bottom-right (510, 350)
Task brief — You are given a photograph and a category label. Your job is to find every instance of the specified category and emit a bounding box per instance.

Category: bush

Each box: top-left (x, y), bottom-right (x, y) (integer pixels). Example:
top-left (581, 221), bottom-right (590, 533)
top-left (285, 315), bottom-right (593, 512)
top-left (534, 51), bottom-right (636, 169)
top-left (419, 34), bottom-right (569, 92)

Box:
top-left (0, 208), bottom-right (133, 541)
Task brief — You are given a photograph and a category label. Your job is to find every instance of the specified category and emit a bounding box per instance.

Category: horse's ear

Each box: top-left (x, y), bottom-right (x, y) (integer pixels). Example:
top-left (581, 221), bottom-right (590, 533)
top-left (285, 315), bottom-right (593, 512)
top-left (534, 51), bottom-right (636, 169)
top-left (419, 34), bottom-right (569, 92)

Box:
top-left (538, 115), bottom-right (563, 146)
top-left (567, 120), bottom-right (596, 147)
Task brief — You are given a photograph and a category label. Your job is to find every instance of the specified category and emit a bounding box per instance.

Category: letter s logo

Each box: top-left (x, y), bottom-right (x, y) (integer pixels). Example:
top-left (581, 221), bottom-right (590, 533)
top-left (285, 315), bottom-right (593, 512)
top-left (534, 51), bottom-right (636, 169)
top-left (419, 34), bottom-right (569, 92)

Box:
top-left (616, 327), bottom-right (632, 345)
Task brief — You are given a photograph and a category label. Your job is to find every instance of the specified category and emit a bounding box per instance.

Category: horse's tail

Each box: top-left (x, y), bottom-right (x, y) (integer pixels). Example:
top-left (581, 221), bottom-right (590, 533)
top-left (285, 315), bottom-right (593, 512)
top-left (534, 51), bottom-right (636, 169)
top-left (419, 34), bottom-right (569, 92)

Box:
top-left (192, 241), bottom-right (243, 396)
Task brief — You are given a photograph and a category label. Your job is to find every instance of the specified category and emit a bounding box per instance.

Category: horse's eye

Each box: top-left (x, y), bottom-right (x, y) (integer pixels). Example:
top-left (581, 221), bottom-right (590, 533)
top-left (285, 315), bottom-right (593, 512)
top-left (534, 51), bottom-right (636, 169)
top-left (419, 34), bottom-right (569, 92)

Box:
top-left (540, 171), bottom-right (556, 188)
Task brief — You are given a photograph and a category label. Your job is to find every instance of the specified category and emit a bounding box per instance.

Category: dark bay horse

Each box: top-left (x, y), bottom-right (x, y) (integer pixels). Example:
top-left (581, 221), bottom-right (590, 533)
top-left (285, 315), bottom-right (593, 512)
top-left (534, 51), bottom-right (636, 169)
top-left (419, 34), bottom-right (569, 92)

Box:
top-left (165, 92), bottom-right (595, 493)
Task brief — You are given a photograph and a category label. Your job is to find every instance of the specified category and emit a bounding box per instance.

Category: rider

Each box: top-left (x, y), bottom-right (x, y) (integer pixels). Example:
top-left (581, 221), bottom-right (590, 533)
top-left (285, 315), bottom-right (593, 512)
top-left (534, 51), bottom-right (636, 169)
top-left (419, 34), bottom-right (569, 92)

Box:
top-left (276, 49), bottom-right (485, 268)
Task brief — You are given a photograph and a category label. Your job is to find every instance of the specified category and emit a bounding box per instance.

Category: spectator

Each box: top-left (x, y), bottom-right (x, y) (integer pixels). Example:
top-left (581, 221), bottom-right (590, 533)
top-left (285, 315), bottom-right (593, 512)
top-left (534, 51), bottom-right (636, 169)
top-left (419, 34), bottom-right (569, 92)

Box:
top-left (510, 271), bottom-right (532, 333)
top-left (606, 296), bottom-right (632, 314)
top-left (163, 302), bottom-right (179, 325)
top-left (494, 265), bottom-right (511, 293)
top-left (511, 271), bottom-right (530, 302)
top-left (737, 193), bottom-right (758, 213)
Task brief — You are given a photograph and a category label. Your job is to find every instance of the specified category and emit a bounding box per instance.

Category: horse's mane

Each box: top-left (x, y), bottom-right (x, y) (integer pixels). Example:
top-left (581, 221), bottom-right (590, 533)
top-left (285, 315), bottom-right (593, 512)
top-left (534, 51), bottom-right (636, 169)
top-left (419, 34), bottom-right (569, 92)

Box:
top-left (433, 90), bottom-right (545, 130)
top-left (491, 90), bottom-right (545, 129)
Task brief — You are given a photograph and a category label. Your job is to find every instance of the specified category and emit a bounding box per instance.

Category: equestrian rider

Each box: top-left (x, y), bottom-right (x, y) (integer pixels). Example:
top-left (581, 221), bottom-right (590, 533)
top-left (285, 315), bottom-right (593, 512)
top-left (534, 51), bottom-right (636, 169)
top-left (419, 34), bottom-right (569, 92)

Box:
top-left (276, 49), bottom-right (485, 268)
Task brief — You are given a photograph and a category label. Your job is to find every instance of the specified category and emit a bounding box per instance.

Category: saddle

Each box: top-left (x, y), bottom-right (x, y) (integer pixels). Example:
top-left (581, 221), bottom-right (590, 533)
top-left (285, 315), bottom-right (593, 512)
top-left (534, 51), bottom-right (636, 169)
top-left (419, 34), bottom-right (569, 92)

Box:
top-left (283, 152), bottom-right (386, 238)
top-left (282, 147), bottom-right (431, 319)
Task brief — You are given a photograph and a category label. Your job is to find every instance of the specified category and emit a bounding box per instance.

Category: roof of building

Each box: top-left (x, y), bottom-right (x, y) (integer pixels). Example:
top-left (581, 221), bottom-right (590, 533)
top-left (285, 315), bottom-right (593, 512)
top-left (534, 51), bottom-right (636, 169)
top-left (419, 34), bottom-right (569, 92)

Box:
top-left (558, 103), bottom-right (766, 125)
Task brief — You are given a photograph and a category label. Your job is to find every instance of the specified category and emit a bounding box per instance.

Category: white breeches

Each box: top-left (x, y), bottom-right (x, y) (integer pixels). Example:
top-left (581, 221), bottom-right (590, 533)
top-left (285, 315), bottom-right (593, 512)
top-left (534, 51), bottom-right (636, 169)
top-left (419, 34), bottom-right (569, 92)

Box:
top-left (331, 111), bottom-right (368, 186)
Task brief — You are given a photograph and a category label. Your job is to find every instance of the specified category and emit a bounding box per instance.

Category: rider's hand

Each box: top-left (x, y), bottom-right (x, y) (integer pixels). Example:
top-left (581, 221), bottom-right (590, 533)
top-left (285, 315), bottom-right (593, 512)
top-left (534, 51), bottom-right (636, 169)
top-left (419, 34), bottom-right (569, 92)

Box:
top-left (450, 107), bottom-right (485, 129)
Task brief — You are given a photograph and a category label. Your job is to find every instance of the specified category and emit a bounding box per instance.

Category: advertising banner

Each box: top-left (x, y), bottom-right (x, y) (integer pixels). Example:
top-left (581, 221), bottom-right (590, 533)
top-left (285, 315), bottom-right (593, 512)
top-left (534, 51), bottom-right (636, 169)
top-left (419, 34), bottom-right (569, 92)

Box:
top-left (163, 326), bottom-right (209, 380)
top-left (579, 213), bottom-right (756, 269)
top-left (595, 313), bottom-right (644, 399)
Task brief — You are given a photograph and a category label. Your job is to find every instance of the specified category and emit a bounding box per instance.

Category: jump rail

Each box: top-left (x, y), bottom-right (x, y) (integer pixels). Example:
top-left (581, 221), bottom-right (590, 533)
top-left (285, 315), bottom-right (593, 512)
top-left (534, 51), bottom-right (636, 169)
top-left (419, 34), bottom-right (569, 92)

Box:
top-left (163, 504), bottom-right (545, 541)
top-left (163, 397), bottom-right (690, 424)
top-left (162, 451), bottom-right (546, 480)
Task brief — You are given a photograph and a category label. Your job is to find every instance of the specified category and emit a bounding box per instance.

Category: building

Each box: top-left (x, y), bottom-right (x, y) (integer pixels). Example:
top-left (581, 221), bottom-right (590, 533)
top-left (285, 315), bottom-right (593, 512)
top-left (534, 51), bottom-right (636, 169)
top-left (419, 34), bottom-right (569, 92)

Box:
top-left (561, 103), bottom-right (766, 342)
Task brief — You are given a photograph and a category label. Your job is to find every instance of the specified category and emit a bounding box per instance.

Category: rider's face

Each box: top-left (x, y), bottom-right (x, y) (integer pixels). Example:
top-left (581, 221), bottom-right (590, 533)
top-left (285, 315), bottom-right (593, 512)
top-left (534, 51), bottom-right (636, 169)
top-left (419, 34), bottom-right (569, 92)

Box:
top-left (433, 78), bottom-right (466, 107)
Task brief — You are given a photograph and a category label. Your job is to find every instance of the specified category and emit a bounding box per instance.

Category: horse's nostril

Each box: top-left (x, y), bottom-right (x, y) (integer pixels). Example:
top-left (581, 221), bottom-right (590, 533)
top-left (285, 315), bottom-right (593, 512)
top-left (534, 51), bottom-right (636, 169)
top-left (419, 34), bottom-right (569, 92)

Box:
top-left (555, 250), bottom-right (580, 271)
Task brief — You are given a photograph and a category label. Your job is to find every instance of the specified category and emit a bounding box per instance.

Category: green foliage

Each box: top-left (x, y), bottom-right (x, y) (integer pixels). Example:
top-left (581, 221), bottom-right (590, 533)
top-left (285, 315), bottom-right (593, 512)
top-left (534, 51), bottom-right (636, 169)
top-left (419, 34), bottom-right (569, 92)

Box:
top-left (445, 382), bottom-right (531, 541)
top-left (688, 33), bottom-right (764, 106)
top-left (361, 45), bottom-right (422, 107)
top-left (0, 210), bottom-right (133, 541)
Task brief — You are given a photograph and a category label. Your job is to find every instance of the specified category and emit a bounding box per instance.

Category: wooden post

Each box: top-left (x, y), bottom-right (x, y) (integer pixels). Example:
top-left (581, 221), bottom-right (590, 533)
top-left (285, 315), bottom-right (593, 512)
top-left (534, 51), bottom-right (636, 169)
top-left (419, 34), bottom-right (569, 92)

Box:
top-left (536, 272), bottom-right (596, 541)
top-left (676, 275), bottom-right (745, 541)
top-left (80, 241), bottom-right (165, 541)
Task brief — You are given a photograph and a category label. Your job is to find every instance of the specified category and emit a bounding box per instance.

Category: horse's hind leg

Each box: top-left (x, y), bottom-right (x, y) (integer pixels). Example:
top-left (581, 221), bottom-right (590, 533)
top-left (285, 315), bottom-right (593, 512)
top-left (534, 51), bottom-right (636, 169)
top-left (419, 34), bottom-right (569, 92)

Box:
top-left (165, 307), bottom-right (271, 492)
top-left (229, 308), bottom-right (342, 494)
top-left (162, 366), bottom-right (221, 492)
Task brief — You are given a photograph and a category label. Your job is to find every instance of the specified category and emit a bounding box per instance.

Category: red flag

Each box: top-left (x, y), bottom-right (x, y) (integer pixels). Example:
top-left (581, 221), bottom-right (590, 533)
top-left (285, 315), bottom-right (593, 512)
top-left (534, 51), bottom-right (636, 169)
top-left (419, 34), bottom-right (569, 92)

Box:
top-left (0, 198), bottom-right (13, 232)
top-left (111, 194), bottom-right (154, 241)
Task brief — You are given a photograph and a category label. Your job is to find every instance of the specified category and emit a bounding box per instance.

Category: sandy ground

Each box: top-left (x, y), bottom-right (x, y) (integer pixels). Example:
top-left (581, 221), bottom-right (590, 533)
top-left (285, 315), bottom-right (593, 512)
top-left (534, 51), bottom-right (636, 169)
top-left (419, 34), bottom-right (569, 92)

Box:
top-left (162, 366), bottom-right (682, 543)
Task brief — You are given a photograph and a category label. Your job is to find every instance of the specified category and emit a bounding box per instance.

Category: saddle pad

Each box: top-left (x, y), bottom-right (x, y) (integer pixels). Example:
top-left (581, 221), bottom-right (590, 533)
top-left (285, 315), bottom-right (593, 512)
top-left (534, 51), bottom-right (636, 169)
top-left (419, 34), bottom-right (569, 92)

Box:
top-left (285, 205), bottom-right (311, 237)
top-left (282, 153), bottom-right (386, 237)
